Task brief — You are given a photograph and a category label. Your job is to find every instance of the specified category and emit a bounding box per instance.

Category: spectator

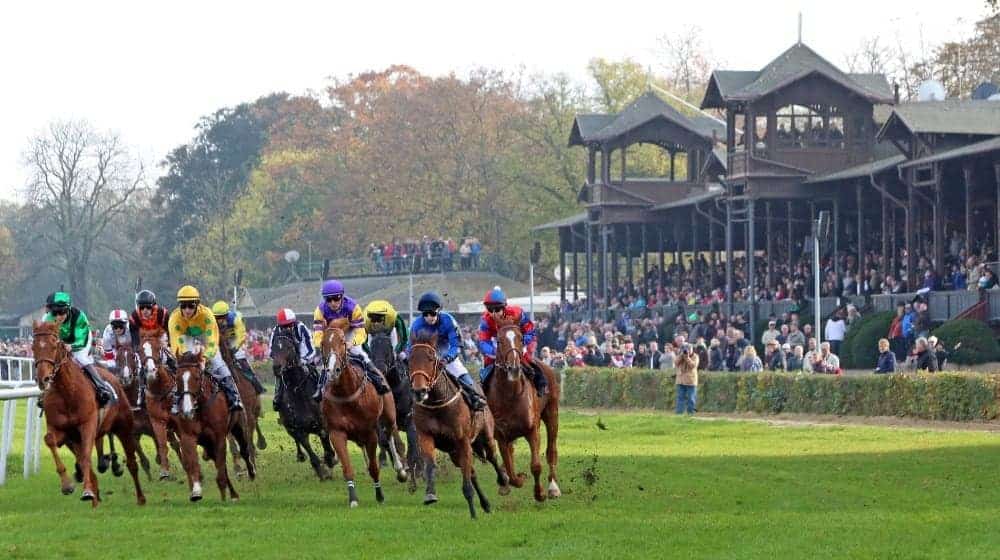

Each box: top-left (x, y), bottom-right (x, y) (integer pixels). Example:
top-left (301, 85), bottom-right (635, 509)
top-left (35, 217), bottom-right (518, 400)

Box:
top-left (647, 341), bottom-right (664, 370)
top-left (786, 321), bottom-right (805, 348)
top-left (540, 346), bottom-right (553, 367)
top-left (786, 344), bottom-right (804, 372)
top-left (738, 346), bottom-right (763, 372)
top-left (763, 339), bottom-right (786, 371)
top-left (660, 343), bottom-right (677, 371)
top-left (913, 337), bottom-right (938, 372)
top-left (708, 338), bottom-right (725, 371)
top-left (845, 305), bottom-right (862, 331)
top-left (914, 300), bottom-right (931, 339)
top-left (583, 336), bottom-right (608, 367)
top-left (675, 343), bottom-right (699, 415)
top-left (887, 303), bottom-right (907, 361)
top-left (761, 320), bottom-right (780, 347)
top-left (929, 336), bottom-right (951, 370)
top-left (874, 338), bottom-right (896, 373)
top-left (824, 309), bottom-right (846, 356)
top-left (812, 341), bottom-right (841, 374)
top-left (803, 338), bottom-right (819, 373)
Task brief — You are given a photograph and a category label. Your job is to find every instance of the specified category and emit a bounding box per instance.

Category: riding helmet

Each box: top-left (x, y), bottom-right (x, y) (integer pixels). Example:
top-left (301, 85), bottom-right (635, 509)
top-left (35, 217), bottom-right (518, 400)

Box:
top-left (46, 291), bottom-right (71, 310)
top-left (417, 291), bottom-right (443, 312)
top-left (483, 286), bottom-right (506, 306)
top-left (108, 309), bottom-right (129, 325)
top-left (276, 308), bottom-right (297, 326)
top-left (321, 279), bottom-right (345, 297)
top-left (211, 301), bottom-right (230, 317)
top-left (135, 289), bottom-right (157, 308)
top-left (176, 285), bottom-right (201, 303)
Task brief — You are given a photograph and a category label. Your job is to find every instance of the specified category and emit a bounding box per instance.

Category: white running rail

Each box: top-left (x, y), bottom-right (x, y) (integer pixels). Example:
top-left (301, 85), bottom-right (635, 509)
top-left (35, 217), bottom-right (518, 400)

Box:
top-left (0, 356), bottom-right (42, 486)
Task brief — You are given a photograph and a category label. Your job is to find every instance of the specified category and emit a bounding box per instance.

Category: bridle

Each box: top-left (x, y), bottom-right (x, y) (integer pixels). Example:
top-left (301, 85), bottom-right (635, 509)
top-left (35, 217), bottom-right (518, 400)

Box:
top-left (272, 331), bottom-right (301, 372)
top-left (408, 343), bottom-right (460, 409)
top-left (496, 324), bottom-right (523, 375)
top-left (140, 334), bottom-right (176, 400)
top-left (322, 327), bottom-right (366, 404)
top-left (33, 331), bottom-right (67, 390)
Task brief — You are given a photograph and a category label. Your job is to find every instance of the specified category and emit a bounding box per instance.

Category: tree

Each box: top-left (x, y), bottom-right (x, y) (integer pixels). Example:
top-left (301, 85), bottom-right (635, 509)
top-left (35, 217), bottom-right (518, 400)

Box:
top-left (0, 225), bottom-right (22, 302)
top-left (22, 121), bottom-right (143, 308)
top-left (657, 27), bottom-right (716, 102)
top-left (843, 36), bottom-right (898, 76)
top-left (587, 58), bottom-right (650, 113)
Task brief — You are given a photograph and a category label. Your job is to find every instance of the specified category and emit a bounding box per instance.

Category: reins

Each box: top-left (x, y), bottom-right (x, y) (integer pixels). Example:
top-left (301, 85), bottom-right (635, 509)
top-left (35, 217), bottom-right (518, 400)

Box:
top-left (409, 343), bottom-right (461, 410)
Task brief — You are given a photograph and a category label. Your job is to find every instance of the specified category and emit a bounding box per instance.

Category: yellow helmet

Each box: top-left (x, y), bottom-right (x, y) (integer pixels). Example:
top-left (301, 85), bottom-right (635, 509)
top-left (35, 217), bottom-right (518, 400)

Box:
top-left (364, 300), bottom-right (395, 317)
top-left (176, 285), bottom-right (201, 303)
top-left (211, 301), bottom-right (230, 317)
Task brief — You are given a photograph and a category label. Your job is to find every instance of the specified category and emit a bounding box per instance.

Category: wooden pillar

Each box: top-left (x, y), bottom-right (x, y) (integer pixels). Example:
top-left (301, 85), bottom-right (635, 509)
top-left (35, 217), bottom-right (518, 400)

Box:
top-left (559, 229), bottom-right (567, 303)
top-left (709, 214), bottom-right (717, 269)
top-left (881, 195), bottom-right (890, 279)
top-left (600, 224), bottom-right (608, 304)
top-left (765, 201), bottom-right (773, 290)
top-left (610, 225), bottom-right (619, 291)
top-left (933, 163), bottom-right (944, 276)
top-left (621, 146), bottom-right (627, 183)
top-left (963, 164), bottom-right (973, 258)
top-left (747, 198), bottom-right (757, 343)
top-left (725, 200), bottom-right (733, 312)
top-left (906, 171), bottom-right (917, 290)
top-left (833, 197), bottom-right (840, 281)
top-left (669, 150), bottom-right (676, 182)
top-left (625, 224), bottom-right (633, 292)
top-left (995, 163), bottom-right (1000, 261)
top-left (641, 224), bottom-right (649, 301)
top-left (572, 226), bottom-right (580, 302)
top-left (587, 147), bottom-right (596, 185)
top-left (692, 214), bottom-right (700, 287)
top-left (857, 181), bottom-right (864, 292)
top-left (585, 223), bottom-right (593, 316)
top-left (658, 226), bottom-right (665, 285)
top-left (787, 200), bottom-right (794, 272)
top-left (673, 221), bottom-right (682, 267)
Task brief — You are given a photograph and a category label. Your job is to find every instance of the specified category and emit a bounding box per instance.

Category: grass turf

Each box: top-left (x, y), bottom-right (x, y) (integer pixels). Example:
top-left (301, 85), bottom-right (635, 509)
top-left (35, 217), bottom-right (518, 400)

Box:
top-left (2, 400), bottom-right (1000, 559)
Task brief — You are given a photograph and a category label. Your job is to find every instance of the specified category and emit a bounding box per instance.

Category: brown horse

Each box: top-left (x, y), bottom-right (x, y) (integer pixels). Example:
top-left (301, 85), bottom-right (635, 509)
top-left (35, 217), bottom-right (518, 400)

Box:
top-left (219, 342), bottom-right (265, 477)
top-left (173, 351), bottom-right (254, 501)
top-left (32, 321), bottom-right (145, 507)
top-left (95, 342), bottom-right (151, 479)
top-left (320, 319), bottom-right (406, 508)
top-left (486, 315), bottom-right (561, 502)
top-left (138, 328), bottom-right (183, 480)
top-left (408, 332), bottom-right (509, 518)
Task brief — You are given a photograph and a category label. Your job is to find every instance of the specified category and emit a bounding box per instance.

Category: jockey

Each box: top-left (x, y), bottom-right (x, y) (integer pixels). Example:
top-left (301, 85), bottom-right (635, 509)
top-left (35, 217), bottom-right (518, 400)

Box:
top-left (477, 286), bottom-right (547, 397)
top-left (312, 278), bottom-right (390, 400)
top-left (168, 285), bottom-right (243, 412)
top-left (129, 289), bottom-right (175, 370)
top-left (101, 309), bottom-right (133, 368)
top-left (269, 308), bottom-right (316, 412)
top-left (408, 291), bottom-right (485, 410)
top-left (42, 291), bottom-right (117, 406)
top-left (211, 301), bottom-right (265, 395)
top-left (362, 299), bottom-right (408, 361)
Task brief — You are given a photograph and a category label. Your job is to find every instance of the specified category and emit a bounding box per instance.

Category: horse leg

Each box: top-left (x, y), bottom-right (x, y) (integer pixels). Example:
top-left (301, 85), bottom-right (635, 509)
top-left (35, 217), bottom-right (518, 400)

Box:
top-left (116, 428), bottom-right (146, 505)
top-left (499, 439), bottom-right (524, 488)
top-left (528, 426), bottom-right (545, 503)
top-left (381, 419), bottom-right (407, 483)
top-left (96, 435), bottom-right (108, 474)
top-left (296, 430), bottom-right (330, 481)
top-left (179, 432), bottom-right (203, 502)
top-left (471, 468), bottom-right (491, 514)
top-left (236, 419), bottom-right (256, 481)
top-left (44, 430), bottom-right (75, 495)
top-left (109, 434), bottom-right (124, 477)
top-left (213, 435), bottom-right (236, 502)
top-left (320, 432), bottom-right (338, 468)
top-left (228, 435), bottom-right (246, 478)
top-left (365, 435), bottom-right (384, 504)
top-left (77, 418), bottom-right (101, 507)
top-left (134, 434), bottom-right (152, 481)
top-left (151, 421), bottom-right (173, 480)
top-left (455, 441), bottom-right (477, 519)
top-left (479, 433), bottom-right (510, 495)
top-left (329, 430), bottom-right (358, 508)
top-left (418, 431), bottom-right (437, 505)
top-left (255, 419), bottom-right (267, 450)
top-left (295, 440), bottom-right (307, 462)
top-left (405, 421), bottom-right (421, 484)
top-left (543, 404), bottom-right (561, 498)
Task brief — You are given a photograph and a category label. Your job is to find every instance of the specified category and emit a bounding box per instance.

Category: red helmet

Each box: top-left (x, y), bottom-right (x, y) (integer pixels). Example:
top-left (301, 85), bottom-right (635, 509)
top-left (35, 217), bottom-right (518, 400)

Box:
top-left (483, 286), bottom-right (507, 306)
top-left (276, 308), bottom-right (297, 326)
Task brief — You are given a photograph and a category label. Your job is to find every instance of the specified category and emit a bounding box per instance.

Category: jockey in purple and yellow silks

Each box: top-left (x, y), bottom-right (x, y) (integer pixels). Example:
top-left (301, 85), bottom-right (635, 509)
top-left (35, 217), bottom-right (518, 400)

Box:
top-left (311, 278), bottom-right (391, 400)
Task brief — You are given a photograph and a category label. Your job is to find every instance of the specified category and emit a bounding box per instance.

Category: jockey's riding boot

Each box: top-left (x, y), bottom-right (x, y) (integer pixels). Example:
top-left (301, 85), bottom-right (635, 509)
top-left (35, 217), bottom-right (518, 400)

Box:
top-left (239, 358), bottom-right (266, 394)
top-left (220, 375), bottom-right (244, 412)
top-left (524, 362), bottom-right (548, 398)
top-left (164, 353), bottom-right (178, 373)
top-left (457, 373), bottom-right (487, 411)
top-left (272, 375), bottom-right (283, 412)
top-left (83, 364), bottom-right (117, 407)
top-left (313, 369), bottom-right (329, 402)
top-left (364, 361), bottom-right (392, 395)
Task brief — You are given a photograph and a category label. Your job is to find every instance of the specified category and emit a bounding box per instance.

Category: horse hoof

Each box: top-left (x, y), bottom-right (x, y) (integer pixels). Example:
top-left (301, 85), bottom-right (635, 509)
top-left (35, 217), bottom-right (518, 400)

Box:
top-left (296, 453), bottom-right (306, 463)
top-left (423, 494), bottom-right (438, 505)
top-left (61, 484), bottom-right (75, 495)
top-left (481, 501), bottom-right (492, 514)
top-left (159, 471), bottom-right (171, 481)
top-left (112, 465), bottom-right (124, 478)
top-left (137, 495), bottom-right (147, 506)
top-left (190, 482), bottom-right (203, 502)
top-left (548, 481), bottom-right (562, 498)
top-left (81, 490), bottom-right (95, 501)
top-left (534, 490), bottom-right (546, 503)
top-left (498, 485), bottom-right (511, 496)
top-left (396, 471), bottom-right (408, 483)
top-left (190, 494), bottom-right (203, 502)
top-left (97, 457), bottom-right (109, 474)
top-left (349, 500), bottom-right (359, 508)
top-left (74, 465), bottom-right (84, 483)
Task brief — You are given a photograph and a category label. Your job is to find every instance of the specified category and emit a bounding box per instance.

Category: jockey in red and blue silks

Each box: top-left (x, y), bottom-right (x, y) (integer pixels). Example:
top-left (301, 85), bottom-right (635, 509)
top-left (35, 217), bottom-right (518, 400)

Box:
top-left (477, 287), bottom-right (547, 397)
top-left (311, 278), bottom-right (391, 400)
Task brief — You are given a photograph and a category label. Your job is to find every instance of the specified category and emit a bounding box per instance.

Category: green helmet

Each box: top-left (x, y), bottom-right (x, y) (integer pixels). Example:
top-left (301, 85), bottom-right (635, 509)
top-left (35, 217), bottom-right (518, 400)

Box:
top-left (46, 291), bottom-right (72, 310)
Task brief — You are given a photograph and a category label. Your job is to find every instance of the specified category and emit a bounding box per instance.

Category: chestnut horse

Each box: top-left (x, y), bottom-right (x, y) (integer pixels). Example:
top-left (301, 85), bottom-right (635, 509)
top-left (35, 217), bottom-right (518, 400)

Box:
top-left (173, 351), bottom-right (254, 501)
top-left (270, 331), bottom-right (337, 480)
top-left (320, 319), bottom-right (406, 508)
top-left (408, 332), bottom-right (509, 518)
top-left (219, 341), bottom-right (266, 478)
top-left (138, 328), bottom-right (183, 480)
top-left (486, 315), bottom-right (561, 502)
top-left (32, 321), bottom-right (145, 507)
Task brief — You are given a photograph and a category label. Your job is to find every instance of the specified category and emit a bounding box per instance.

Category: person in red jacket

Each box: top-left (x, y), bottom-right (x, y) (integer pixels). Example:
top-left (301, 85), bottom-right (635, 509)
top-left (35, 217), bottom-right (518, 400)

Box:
top-left (477, 287), bottom-right (547, 397)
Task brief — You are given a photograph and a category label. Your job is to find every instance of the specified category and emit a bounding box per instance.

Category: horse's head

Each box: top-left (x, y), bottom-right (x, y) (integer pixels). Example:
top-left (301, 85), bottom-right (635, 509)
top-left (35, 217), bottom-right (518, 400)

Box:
top-left (270, 328), bottom-right (300, 370)
top-left (175, 351), bottom-right (205, 419)
top-left (369, 332), bottom-right (395, 376)
top-left (32, 321), bottom-right (66, 391)
top-left (322, 319), bottom-right (349, 383)
top-left (495, 316), bottom-right (523, 379)
top-left (407, 332), bottom-right (440, 403)
top-left (115, 344), bottom-right (136, 385)
top-left (138, 328), bottom-right (166, 383)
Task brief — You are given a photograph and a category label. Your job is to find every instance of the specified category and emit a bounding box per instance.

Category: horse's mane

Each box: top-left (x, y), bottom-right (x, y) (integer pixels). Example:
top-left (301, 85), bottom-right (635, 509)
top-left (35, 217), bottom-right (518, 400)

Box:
top-left (177, 352), bottom-right (202, 367)
top-left (327, 318), bottom-right (350, 331)
top-left (410, 330), bottom-right (439, 346)
top-left (33, 320), bottom-right (58, 335)
top-left (496, 314), bottom-right (519, 329)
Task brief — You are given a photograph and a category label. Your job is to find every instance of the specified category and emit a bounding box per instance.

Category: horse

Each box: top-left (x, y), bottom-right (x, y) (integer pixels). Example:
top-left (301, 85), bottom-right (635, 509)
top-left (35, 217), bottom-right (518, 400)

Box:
top-left (219, 341), bottom-right (266, 477)
top-left (270, 331), bottom-right (337, 480)
top-left (173, 351), bottom-right (254, 501)
top-left (368, 331), bottom-right (420, 476)
top-left (408, 332), bottom-right (509, 518)
top-left (95, 342), bottom-right (142, 478)
top-left (485, 315), bottom-right (561, 502)
top-left (138, 328), bottom-right (183, 481)
top-left (319, 319), bottom-right (407, 508)
top-left (32, 321), bottom-right (145, 507)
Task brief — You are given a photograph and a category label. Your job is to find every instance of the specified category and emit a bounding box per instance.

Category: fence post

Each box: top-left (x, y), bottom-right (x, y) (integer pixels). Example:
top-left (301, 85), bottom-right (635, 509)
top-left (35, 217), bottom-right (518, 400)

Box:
top-left (0, 399), bottom-right (15, 486)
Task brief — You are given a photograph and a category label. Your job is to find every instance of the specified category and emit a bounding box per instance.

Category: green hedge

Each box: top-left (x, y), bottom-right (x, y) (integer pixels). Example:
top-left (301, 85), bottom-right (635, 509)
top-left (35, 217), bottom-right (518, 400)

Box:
top-left (933, 319), bottom-right (1000, 365)
top-left (841, 311), bottom-right (895, 369)
top-left (562, 367), bottom-right (1000, 422)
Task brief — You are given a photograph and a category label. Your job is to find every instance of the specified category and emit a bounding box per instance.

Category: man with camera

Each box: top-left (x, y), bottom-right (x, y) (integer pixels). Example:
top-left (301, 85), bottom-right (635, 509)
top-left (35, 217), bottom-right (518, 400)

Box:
top-left (675, 342), bottom-right (699, 415)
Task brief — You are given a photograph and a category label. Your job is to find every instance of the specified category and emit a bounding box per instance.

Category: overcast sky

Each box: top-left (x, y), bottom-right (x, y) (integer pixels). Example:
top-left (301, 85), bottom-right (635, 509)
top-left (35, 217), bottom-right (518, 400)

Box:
top-left (0, 0), bottom-right (990, 200)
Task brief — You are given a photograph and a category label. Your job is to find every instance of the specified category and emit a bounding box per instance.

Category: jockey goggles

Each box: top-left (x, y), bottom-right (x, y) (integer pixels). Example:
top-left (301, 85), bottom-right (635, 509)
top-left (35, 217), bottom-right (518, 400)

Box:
top-left (369, 313), bottom-right (386, 323)
top-left (421, 310), bottom-right (438, 317)
top-left (179, 302), bottom-right (199, 310)
top-left (48, 306), bottom-right (69, 315)
top-left (324, 294), bottom-right (343, 303)
top-left (111, 321), bottom-right (127, 329)
top-left (485, 304), bottom-right (505, 313)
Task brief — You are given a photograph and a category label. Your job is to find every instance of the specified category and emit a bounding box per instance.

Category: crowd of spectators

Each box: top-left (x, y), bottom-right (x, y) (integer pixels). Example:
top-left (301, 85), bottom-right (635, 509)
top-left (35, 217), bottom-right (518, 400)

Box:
top-left (0, 338), bottom-right (32, 357)
top-left (369, 236), bottom-right (483, 275)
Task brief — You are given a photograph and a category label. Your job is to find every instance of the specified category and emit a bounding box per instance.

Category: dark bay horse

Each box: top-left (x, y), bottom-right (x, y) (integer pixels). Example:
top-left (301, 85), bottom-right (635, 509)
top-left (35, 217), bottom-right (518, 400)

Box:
top-left (32, 321), bottom-right (145, 507)
top-left (138, 328), bottom-right (183, 480)
top-left (173, 351), bottom-right (254, 501)
top-left (271, 331), bottom-right (337, 480)
top-left (368, 331), bottom-right (419, 475)
top-left (95, 342), bottom-right (143, 478)
top-left (486, 315), bottom-right (561, 502)
top-left (320, 319), bottom-right (406, 508)
top-left (220, 342), bottom-right (266, 477)
top-left (408, 332), bottom-right (509, 519)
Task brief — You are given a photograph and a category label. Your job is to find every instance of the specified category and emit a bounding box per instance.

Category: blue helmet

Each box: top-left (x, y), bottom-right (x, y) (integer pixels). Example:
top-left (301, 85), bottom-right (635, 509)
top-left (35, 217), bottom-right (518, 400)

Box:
top-left (483, 286), bottom-right (506, 306)
top-left (321, 279), bottom-right (345, 297)
top-left (417, 291), bottom-right (443, 312)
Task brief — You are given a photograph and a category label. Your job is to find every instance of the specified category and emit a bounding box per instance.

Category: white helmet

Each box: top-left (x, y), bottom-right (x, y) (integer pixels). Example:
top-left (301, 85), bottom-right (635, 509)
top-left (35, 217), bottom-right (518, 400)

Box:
top-left (108, 309), bottom-right (128, 324)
